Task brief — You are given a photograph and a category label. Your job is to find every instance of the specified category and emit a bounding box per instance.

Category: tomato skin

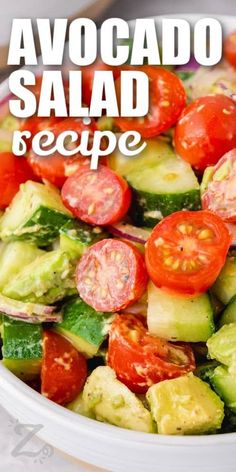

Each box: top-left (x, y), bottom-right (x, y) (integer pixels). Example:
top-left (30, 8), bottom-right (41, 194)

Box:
top-left (81, 60), bottom-right (120, 106)
top-left (145, 210), bottom-right (231, 297)
top-left (115, 66), bottom-right (186, 138)
top-left (0, 152), bottom-right (36, 209)
top-left (108, 313), bottom-right (196, 393)
top-left (28, 117), bottom-right (97, 187)
top-left (202, 149), bottom-right (236, 223)
top-left (41, 331), bottom-right (87, 405)
top-left (174, 95), bottom-right (236, 171)
top-left (20, 116), bottom-right (63, 150)
top-left (76, 239), bottom-right (148, 312)
top-left (224, 31), bottom-right (236, 68)
top-left (61, 165), bottom-right (131, 225)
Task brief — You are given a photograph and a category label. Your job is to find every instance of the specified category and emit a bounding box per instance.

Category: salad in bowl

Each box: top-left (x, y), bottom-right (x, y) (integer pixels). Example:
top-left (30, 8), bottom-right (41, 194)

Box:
top-left (1, 25), bottom-right (236, 440)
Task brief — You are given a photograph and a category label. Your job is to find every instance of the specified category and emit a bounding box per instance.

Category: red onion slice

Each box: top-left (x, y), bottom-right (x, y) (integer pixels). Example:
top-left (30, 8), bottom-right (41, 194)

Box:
top-left (0, 294), bottom-right (61, 324)
top-left (227, 223), bottom-right (236, 247)
top-left (175, 56), bottom-right (200, 73)
top-left (108, 223), bottom-right (151, 244)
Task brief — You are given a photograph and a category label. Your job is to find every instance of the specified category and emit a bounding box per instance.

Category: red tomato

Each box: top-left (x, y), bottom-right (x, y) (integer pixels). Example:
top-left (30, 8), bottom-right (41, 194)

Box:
top-left (145, 210), bottom-right (231, 297)
top-left (0, 152), bottom-right (36, 209)
top-left (20, 116), bottom-right (63, 151)
top-left (202, 149), bottom-right (236, 223)
top-left (81, 59), bottom-right (120, 106)
top-left (28, 117), bottom-right (97, 187)
top-left (76, 239), bottom-right (148, 312)
top-left (174, 95), bottom-right (236, 171)
top-left (41, 331), bottom-right (87, 405)
top-left (115, 66), bottom-right (186, 138)
top-left (108, 313), bottom-right (196, 393)
top-left (61, 165), bottom-right (131, 225)
top-left (224, 31), bottom-right (236, 68)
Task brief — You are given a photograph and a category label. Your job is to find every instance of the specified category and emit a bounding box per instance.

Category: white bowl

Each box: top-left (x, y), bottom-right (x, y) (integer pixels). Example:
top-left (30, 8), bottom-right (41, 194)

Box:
top-left (0, 13), bottom-right (236, 472)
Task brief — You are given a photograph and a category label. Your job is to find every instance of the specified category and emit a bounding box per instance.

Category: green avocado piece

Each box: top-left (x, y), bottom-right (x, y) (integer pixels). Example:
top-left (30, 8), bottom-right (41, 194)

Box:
top-left (67, 392), bottom-right (93, 418)
top-left (0, 242), bottom-right (44, 291)
top-left (3, 250), bottom-right (76, 304)
top-left (2, 317), bottom-right (42, 381)
top-left (212, 257), bottom-right (236, 305)
top-left (55, 297), bottom-right (114, 358)
top-left (83, 366), bottom-right (154, 433)
top-left (207, 322), bottom-right (236, 370)
top-left (211, 365), bottom-right (236, 413)
top-left (147, 373), bottom-right (224, 435)
top-left (0, 181), bottom-right (73, 246)
top-left (60, 220), bottom-right (107, 258)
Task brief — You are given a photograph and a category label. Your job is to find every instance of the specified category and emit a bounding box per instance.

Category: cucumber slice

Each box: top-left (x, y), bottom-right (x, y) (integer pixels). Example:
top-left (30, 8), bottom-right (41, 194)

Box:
top-left (110, 138), bottom-right (200, 227)
top-left (3, 250), bottom-right (76, 304)
top-left (219, 295), bottom-right (236, 327)
top-left (211, 365), bottom-right (236, 413)
top-left (212, 256), bottom-right (236, 305)
top-left (2, 317), bottom-right (42, 381)
top-left (147, 373), bottom-right (224, 435)
top-left (55, 297), bottom-right (114, 358)
top-left (207, 322), bottom-right (236, 369)
top-left (60, 220), bottom-right (107, 258)
top-left (0, 181), bottom-right (73, 246)
top-left (147, 282), bottom-right (214, 342)
top-left (0, 242), bottom-right (44, 291)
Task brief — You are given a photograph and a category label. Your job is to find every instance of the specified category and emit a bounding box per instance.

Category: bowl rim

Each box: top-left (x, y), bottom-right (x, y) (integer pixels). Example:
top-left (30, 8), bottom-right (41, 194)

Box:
top-left (0, 12), bottom-right (236, 448)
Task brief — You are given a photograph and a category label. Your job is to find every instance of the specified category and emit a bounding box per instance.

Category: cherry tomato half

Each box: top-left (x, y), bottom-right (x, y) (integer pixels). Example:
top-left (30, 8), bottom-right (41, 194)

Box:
top-left (145, 210), bottom-right (231, 297)
top-left (115, 66), bottom-right (186, 138)
top-left (0, 152), bottom-right (36, 209)
top-left (76, 239), bottom-right (148, 312)
top-left (224, 31), bottom-right (236, 68)
top-left (28, 117), bottom-right (97, 187)
top-left (174, 94), bottom-right (236, 171)
top-left (41, 331), bottom-right (87, 405)
top-left (108, 313), bottom-right (196, 393)
top-left (61, 165), bottom-right (131, 225)
top-left (202, 149), bottom-right (236, 223)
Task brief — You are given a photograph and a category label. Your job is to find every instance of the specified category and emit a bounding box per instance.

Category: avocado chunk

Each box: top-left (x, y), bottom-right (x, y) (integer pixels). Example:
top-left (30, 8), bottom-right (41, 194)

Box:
top-left (60, 220), bottom-right (107, 258)
top-left (0, 181), bottom-right (73, 246)
top-left (207, 322), bottom-right (236, 369)
top-left (83, 366), bottom-right (154, 433)
top-left (211, 366), bottom-right (236, 413)
top-left (147, 282), bottom-right (214, 342)
top-left (55, 297), bottom-right (114, 358)
top-left (3, 250), bottom-right (76, 304)
top-left (147, 373), bottom-right (224, 435)
top-left (2, 317), bottom-right (42, 381)
top-left (0, 242), bottom-right (44, 291)
top-left (212, 256), bottom-right (236, 304)
top-left (67, 392), bottom-right (92, 418)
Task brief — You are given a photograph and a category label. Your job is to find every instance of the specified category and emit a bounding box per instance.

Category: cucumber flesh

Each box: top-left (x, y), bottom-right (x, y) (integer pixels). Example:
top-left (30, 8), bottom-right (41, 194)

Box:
top-left (211, 365), bottom-right (236, 413)
top-left (55, 297), bottom-right (114, 358)
top-left (2, 317), bottom-right (42, 381)
top-left (212, 257), bottom-right (236, 305)
top-left (0, 181), bottom-right (72, 246)
top-left (219, 295), bottom-right (236, 327)
top-left (147, 282), bottom-right (214, 342)
top-left (110, 138), bottom-right (200, 227)
top-left (0, 242), bottom-right (44, 291)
